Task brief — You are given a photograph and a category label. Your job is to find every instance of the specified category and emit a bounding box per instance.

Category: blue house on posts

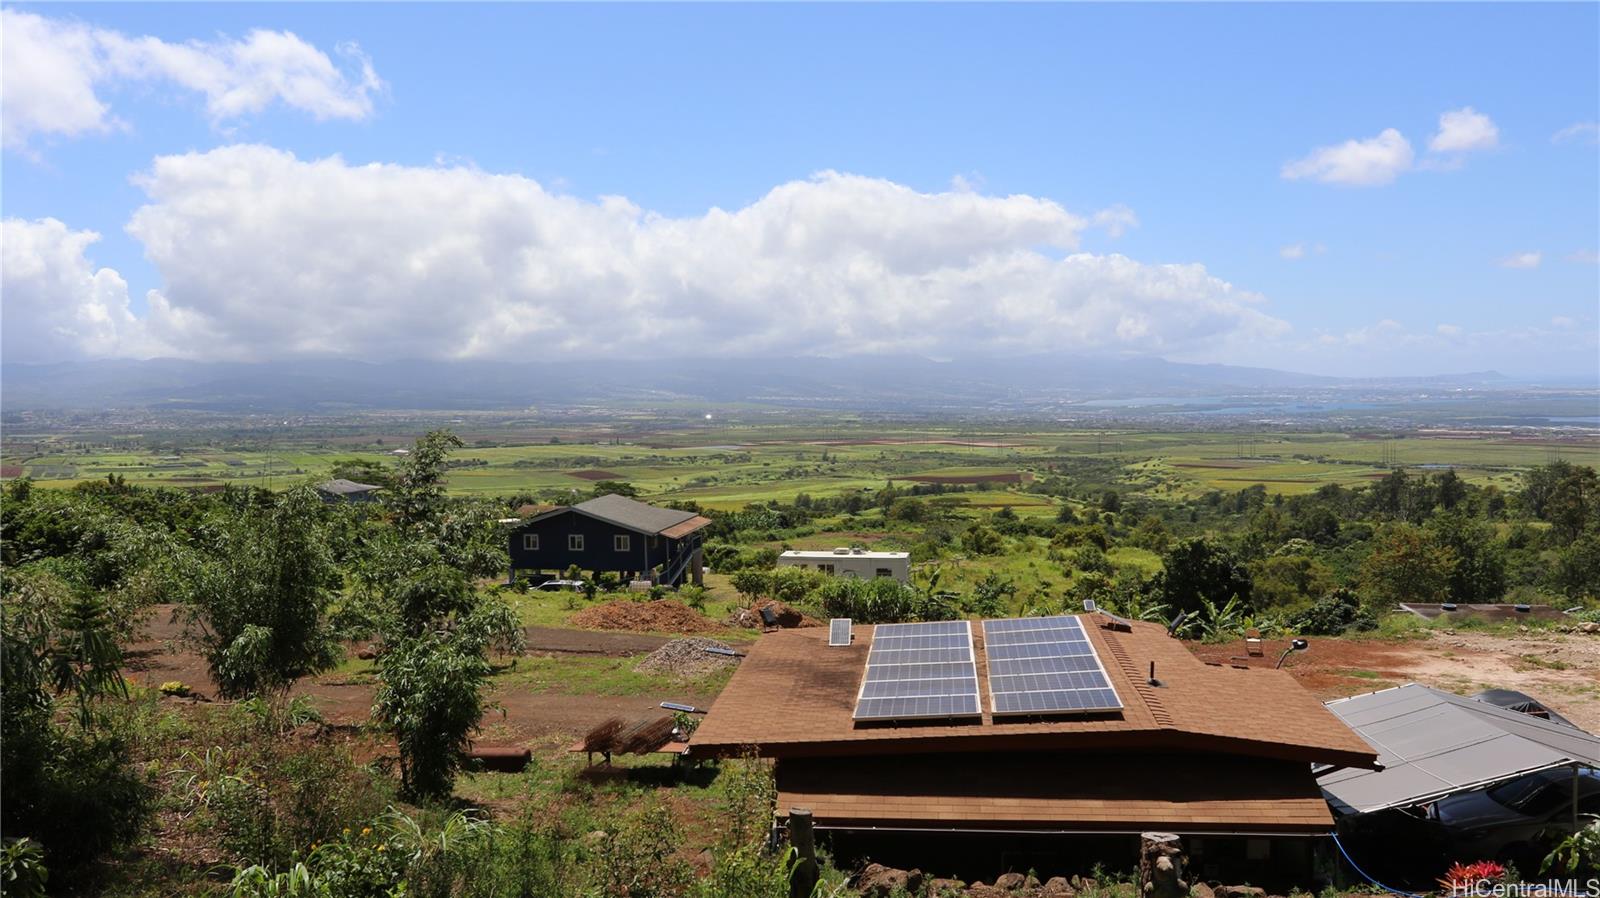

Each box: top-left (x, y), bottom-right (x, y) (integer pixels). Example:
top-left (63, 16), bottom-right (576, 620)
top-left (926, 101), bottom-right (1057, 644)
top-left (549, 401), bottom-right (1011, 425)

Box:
top-left (507, 494), bottom-right (711, 587)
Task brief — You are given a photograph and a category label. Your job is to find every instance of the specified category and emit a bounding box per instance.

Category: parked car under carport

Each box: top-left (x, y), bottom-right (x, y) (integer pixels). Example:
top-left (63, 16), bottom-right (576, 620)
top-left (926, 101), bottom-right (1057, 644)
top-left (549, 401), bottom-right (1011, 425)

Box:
top-left (1321, 684), bottom-right (1600, 884)
top-left (1429, 766), bottom-right (1600, 869)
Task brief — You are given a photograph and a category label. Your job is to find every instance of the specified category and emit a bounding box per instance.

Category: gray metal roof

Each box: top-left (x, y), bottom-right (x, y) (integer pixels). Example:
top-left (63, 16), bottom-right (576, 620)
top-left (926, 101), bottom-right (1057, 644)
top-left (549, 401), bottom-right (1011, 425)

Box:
top-left (571, 494), bottom-right (699, 535)
top-left (316, 478), bottom-right (382, 494)
top-left (1320, 683), bottom-right (1600, 815)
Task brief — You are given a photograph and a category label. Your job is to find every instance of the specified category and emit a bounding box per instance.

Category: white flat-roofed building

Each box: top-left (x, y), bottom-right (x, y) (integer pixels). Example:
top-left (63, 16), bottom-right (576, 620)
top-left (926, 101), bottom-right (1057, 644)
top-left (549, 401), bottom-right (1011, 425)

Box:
top-left (777, 547), bottom-right (910, 583)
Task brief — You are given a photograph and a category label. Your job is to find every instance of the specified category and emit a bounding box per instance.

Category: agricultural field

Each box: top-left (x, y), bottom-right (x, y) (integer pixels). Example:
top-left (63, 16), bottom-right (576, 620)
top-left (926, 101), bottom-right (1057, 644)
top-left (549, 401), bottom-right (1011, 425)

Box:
top-left (5, 426), bottom-right (1596, 509)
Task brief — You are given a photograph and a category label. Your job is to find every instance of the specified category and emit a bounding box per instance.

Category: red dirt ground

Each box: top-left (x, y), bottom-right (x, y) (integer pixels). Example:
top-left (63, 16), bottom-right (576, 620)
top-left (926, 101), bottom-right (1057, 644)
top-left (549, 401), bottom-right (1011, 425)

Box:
top-left (125, 607), bottom-right (727, 747)
top-left (569, 599), bottom-right (722, 634)
top-left (1188, 629), bottom-right (1600, 731)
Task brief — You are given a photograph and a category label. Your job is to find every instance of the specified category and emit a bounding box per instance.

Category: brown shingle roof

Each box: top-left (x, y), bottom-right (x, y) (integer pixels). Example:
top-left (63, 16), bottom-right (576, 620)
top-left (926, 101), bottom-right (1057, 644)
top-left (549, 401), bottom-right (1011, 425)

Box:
top-left (775, 752), bottom-right (1335, 834)
top-left (660, 515), bottom-right (713, 539)
top-left (689, 617), bottom-right (1376, 769)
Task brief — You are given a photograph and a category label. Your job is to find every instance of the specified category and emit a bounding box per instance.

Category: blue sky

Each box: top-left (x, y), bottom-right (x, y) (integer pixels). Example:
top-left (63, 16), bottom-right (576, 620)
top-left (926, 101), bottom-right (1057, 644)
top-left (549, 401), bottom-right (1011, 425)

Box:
top-left (3, 2), bottom-right (1597, 376)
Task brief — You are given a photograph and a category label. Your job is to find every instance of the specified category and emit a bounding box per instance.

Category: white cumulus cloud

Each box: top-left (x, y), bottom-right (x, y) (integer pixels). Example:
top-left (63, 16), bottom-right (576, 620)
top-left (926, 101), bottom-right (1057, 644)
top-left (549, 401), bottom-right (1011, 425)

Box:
top-left (2, 146), bottom-right (1288, 363)
top-left (1281, 128), bottom-right (1415, 187)
top-left (0, 218), bottom-right (172, 362)
top-left (0, 9), bottom-right (381, 153)
top-left (1498, 251), bottom-right (1542, 269)
top-left (1428, 107), bottom-right (1499, 153)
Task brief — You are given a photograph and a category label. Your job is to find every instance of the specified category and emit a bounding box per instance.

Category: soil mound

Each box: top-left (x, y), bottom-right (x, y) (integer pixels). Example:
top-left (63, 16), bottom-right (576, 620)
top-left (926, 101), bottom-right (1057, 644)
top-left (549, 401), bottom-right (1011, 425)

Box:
top-left (570, 599), bottom-right (719, 634)
top-left (728, 600), bottom-right (821, 629)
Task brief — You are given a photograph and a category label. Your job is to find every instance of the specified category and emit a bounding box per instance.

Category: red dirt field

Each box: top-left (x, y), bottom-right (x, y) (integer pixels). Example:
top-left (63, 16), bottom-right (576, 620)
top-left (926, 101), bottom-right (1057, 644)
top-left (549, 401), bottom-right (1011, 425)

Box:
top-left (0, 465), bottom-right (23, 478)
top-left (566, 468), bottom-right (624, 480)
top-left (1187, 628), bottom-right (1600, 732)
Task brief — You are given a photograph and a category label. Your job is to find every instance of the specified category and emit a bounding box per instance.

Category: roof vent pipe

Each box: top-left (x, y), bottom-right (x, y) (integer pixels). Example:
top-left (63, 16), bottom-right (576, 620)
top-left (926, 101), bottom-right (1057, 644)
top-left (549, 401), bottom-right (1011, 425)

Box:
top-left (1147, 661), bottom-right (1162, 687)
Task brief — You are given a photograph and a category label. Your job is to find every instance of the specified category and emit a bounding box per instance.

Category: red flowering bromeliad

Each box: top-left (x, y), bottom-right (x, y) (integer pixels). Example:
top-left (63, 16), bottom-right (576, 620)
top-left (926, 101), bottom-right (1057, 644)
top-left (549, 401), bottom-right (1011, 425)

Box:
top-left (1438, 860), bottom-right (1508, 896)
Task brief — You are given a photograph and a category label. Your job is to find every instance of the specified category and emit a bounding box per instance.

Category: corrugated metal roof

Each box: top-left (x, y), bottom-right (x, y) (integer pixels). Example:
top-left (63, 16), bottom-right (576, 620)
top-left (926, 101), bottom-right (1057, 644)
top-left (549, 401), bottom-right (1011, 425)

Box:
top-left (1320, 683), bottom-right (1600, 814)
top-left (572, 494), bottom-right (700, 535)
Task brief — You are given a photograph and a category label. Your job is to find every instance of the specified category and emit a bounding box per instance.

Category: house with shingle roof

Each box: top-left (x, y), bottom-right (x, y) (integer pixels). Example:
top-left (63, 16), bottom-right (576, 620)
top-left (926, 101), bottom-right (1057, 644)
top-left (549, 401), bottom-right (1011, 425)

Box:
top-left (689, 614), bottom-right (1378, 885)
top-left (507, 494), bottom-right (711, 587)
top-left (314, 478), bottom-right (383, 503)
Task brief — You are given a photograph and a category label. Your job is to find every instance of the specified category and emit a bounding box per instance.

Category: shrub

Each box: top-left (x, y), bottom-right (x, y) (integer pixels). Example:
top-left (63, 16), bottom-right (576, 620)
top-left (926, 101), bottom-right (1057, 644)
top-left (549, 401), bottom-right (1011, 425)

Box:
top-left (160, 680), bottom-right (191, 697)
top-left (679, 584), bottom-right (709, 610)
top-left (1288, 588), bottom-right (1377, 636)
top-left (373, 630), bottom-right (491, 800)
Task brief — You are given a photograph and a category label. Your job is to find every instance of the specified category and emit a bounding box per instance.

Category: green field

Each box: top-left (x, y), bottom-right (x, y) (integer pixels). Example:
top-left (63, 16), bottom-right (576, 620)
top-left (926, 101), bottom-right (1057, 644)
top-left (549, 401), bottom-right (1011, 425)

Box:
top-left (4, 428), bottom-right (1596, 509)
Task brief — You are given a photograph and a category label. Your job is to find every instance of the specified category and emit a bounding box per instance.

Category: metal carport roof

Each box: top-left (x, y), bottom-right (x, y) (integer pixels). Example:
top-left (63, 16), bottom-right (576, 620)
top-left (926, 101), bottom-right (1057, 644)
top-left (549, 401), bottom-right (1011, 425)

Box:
top-left (1319, 683), bottom-right (1600, 815)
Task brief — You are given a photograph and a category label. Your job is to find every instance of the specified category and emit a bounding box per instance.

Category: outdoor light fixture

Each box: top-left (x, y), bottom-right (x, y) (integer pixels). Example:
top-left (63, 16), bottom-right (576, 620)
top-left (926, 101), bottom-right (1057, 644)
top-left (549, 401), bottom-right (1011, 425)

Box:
top-left (1275, 638), bottom-right (1310, 669)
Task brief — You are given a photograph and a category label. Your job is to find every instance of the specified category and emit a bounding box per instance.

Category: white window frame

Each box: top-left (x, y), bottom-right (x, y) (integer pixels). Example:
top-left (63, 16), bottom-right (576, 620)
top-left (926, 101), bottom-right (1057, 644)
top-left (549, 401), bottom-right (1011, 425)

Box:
top-left (522, 533), bottom-right (539, 551)
top-left (568, 534), bottom-right (585, 551)
top-left (614, 534), bottom-right (631, 552)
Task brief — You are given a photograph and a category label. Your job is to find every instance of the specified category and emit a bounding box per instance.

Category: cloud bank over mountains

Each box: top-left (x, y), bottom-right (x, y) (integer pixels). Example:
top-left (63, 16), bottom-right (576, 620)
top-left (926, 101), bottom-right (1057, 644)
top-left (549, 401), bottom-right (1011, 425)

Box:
top-left (2, 146), bottom-right (1286, 365)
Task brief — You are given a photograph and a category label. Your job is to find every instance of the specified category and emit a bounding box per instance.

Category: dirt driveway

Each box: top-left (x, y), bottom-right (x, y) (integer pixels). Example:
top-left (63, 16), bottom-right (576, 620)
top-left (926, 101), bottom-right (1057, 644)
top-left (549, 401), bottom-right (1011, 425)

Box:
top-left (1189, 628), bottom-right (1600, 731)
top-left (126, 607), bottom-right (727, 746)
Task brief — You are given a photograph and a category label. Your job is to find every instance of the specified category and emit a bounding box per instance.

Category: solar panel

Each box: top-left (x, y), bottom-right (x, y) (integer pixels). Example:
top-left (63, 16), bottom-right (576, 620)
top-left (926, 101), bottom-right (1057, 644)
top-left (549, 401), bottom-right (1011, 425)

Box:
top-left (828, 618), bottom-right (852, 646)
top-left (852, 620), bottom-right (981, 721)
top-left (1082, 599), bottom-right (1134, 632)
top-left (982, 615), bottom-right (1122, 717)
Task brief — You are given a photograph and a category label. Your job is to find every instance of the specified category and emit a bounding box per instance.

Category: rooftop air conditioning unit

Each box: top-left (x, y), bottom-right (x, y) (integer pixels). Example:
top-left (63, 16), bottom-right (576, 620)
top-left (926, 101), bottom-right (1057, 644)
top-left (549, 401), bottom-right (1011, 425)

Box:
top-left (832, 547), bottom-right (850, 555)
top-left (851, 547), bottom-right (865, 555)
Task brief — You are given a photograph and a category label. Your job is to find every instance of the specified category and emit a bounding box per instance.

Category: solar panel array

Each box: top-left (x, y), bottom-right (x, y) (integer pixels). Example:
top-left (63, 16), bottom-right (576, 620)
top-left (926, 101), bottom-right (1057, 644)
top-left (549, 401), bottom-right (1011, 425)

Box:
top-left (982, 616), bottom-right (1123, 717)
top-left (828, 618), bottom-right (852, 646)
top-left (852, 621), bottom-right (980, 721)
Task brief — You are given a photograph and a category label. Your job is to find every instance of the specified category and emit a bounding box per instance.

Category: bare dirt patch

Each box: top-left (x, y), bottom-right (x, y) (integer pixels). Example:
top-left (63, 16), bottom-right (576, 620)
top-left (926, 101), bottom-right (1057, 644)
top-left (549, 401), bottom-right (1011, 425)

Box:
top-left (124, 605), bottom-right (726, 745)
top-left (569, 599), bottom-right (721, 634)
top-left (1189, 630), bottom-right (1600, 731)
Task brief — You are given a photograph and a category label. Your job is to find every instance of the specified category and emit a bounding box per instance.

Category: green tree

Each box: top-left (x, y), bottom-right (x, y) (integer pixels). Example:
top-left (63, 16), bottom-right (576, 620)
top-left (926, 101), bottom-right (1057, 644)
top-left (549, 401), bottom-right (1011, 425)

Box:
top-left (969, 573), bottom-right (1016, 618)
top-left (328, 458), bottom-right (394, 490)
top-left (1152, 538), bottom-right (1254, 615)
top-left (186, 486), bottom-right (342, 699)
top-left (386, 430), bottom-right (464, 531)
top-left (1549, 530), bottom-right (1600, 598)
top-left (1, 571), bottom-right (149, 880)
top-left (1359, 524), bottom-right (1456, 606)
top-left (372, 629), bottom-right (492, 800)
top-left (1251, 553), bottom-right (1336, 609)
top-left (730, 570), bottom-right (771, 603)
top-left (961, 524), bottom-right (1004, 556)
top-left (1427, 512), bottom-right (1507, 603)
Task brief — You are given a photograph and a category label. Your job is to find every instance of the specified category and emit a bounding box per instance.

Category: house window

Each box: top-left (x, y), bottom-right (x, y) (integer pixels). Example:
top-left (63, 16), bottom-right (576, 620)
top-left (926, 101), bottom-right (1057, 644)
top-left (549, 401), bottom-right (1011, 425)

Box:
top-left (568, 534), bottom-right (585, 551)
top-left (875, 568), bottom-right (892, 579)
top-left (614, 534), bottom-right (631, 552)
top-left (522, 534), bottom-right (539, 551)
top-left (819, 564), bottom-right (835, 575)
